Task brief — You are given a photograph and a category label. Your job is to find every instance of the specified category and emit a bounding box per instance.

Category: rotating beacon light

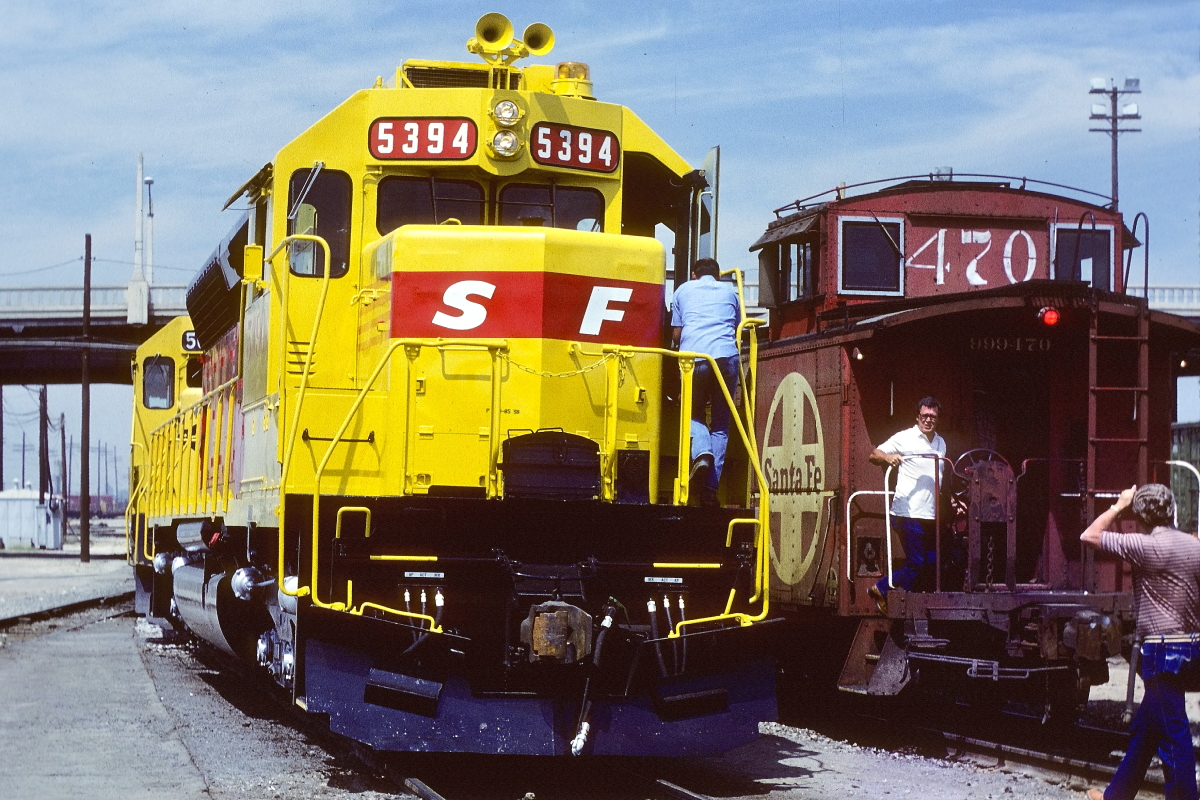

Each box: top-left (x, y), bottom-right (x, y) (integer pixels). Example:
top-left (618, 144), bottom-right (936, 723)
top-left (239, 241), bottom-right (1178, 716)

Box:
top-left (1038, 306), bottom-right (1060, 326)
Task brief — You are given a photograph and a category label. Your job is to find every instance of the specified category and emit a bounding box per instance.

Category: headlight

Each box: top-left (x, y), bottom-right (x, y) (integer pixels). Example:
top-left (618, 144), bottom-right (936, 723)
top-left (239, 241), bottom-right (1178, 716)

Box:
top-left (492, 130), bottom-right (520, 157)
top-left (493, 99), bottom-right (520, 126)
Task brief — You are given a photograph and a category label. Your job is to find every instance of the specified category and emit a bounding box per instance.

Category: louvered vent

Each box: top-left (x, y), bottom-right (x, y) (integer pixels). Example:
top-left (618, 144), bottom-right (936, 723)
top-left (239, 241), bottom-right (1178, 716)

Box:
top-left (404, 66), bottom-right (520, 90)
top-left (286, 341), bottom-right (315, 376)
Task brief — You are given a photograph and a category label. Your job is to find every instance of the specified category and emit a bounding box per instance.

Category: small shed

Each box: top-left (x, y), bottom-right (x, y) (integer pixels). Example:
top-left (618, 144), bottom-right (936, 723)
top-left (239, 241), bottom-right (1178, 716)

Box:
top-left (0, 486), bottom-right (64, 550)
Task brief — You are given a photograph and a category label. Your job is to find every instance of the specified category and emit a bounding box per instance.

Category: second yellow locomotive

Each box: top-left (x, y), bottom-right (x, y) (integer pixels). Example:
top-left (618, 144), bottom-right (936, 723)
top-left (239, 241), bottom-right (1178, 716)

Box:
top-left (127, 14), bottom-right (777, 756)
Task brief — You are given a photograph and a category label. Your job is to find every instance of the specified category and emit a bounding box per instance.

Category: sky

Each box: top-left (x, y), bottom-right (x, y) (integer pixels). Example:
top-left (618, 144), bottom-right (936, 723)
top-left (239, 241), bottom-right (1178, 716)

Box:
top-left (1, 0), bottom-right (1198, 499)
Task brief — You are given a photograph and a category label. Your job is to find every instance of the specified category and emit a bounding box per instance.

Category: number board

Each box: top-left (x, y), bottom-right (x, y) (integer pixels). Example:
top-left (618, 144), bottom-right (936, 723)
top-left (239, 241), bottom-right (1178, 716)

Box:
top-left (181, 330), bottom-right (201, 352)
top-left (531, 123), bottom-right (619, 172)
top-left (369, 118), bottom-right (477, 160)
top-left (969, 336), bottom-right (1051, 354)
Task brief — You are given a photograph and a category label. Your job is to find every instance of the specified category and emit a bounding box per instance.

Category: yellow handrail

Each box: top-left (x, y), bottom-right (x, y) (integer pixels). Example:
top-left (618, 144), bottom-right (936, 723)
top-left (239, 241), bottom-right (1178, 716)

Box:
top-left (142, 377), bottom-right (241, 521)
top-left (348, 600), bottom-right (443, 633)
top-left (125, 464), bottom-right (147, 563)
top-left (307, 338), bottom-right (507, 609)
top-left (576, 342), bottom-right (774, 629)
top-left (267, 234), bottom-right (332, 599)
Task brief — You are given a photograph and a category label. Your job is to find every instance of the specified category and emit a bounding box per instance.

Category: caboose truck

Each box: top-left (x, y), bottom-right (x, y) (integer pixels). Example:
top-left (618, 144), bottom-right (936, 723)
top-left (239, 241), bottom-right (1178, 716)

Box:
top-left (126, 15), bottom-right (778, 757)
top-left (752, 175), bottom-right (1200, 717)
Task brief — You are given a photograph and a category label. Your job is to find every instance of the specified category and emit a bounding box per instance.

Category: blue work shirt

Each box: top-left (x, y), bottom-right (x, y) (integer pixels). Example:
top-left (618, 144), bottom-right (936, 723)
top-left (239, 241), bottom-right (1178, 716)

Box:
top-left (670, 275), bottom-right (741, 359)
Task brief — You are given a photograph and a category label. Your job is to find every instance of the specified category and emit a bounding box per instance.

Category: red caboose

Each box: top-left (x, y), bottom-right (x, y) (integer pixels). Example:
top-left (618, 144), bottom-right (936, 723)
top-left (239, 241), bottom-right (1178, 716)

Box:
top-left (750, 175), bottom-right (1200, 713)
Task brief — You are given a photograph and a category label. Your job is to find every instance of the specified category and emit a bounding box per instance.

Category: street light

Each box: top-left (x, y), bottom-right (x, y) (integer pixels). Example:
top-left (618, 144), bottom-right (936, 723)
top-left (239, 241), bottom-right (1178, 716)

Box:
top-left (1089, 77), bottom-right (1141, 212)
top-left (143, 177), bottom-right (154, 285)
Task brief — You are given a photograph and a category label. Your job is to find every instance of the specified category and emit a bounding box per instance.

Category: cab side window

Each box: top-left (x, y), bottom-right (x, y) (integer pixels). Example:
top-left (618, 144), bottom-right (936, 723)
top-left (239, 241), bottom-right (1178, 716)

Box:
top-left (185, 357), bottom-right (203, 389)
top-left (288, 168), bottom-right (352, 278)
top-left (499, 184), bottom-right (604, 231)
top-left (376, 177), bottom-right (485, 234)
top-left (143, 356), bottom-right (174, 410)
top-left (839, 218), bottom-right (903, 295)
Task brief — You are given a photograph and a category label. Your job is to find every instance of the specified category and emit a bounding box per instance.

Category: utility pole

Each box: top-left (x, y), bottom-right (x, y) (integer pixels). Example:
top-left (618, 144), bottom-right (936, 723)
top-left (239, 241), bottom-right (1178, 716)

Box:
top-left (60, 413), bottom-right (67, 546)
top-left (81, 234), bottom-right (91, 563)
top-left (38, 386), bottom-right (48, 504)
top-left (1089, 77), bottom-right (1141, 212)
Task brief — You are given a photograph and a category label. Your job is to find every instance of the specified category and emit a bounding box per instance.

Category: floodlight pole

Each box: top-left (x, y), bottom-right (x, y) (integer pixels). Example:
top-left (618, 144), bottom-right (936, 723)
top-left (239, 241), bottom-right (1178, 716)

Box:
top-left (1089, 78), bottom-right (1141, 212)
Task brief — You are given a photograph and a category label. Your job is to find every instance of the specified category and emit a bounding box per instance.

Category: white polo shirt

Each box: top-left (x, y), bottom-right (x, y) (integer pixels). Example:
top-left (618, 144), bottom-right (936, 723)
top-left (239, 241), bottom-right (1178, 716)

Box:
top-left (877, 425), bottom-right (946, 520)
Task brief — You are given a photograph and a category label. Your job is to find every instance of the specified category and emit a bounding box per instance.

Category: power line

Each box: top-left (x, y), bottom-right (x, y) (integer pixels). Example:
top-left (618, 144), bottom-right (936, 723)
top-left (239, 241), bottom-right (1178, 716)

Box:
top-left (0, 256), bottom-right (83, 277)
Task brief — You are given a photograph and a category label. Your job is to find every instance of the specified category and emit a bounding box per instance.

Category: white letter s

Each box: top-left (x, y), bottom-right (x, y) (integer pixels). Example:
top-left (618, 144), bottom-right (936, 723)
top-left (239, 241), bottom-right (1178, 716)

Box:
top-left (432, 280), bottom-right (495, 330)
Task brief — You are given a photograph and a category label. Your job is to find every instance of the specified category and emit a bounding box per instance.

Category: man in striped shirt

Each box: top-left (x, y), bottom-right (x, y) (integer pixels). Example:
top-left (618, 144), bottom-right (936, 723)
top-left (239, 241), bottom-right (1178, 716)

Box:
top-left (1081, 483), bottom-right (1200, 800)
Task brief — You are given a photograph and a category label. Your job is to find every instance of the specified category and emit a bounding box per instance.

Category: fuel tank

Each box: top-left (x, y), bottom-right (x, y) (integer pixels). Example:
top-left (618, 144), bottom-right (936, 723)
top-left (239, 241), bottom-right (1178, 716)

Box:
top-left (172, 561), bottom-right (272, 660)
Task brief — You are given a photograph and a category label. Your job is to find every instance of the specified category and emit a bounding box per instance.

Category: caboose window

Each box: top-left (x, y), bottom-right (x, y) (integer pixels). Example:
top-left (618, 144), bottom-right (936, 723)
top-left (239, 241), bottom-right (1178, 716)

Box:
top-left (1052, 225), bottom-right (1113, 291)
top-left (143, 356), bottom-right (174, 410)
top-left (838, 217), bottom-right (904, 295)
top-left (785, 241), bottom-right (816, 301)
top-left (499, 183), bottom-right (604, 231)
top-left (288, 168), bottom-right (352, 278)
top-left (376, 177), bottom-right (485, 234)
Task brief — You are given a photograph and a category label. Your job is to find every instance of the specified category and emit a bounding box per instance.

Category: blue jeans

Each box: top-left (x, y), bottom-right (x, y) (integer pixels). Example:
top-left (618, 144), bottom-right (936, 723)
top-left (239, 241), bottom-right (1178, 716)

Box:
top-left (690, 356), bottom-right (739, 493)
top-left (874, 516), bottom-right (936, 598)
top-left (1105, 663), bottom-right (1198, 800)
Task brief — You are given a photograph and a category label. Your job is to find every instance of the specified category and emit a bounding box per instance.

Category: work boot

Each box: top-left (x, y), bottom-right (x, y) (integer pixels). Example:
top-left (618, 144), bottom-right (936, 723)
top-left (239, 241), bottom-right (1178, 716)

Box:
top-left (688, 454), bottom-right (713, 503)
top-left (868, 585), bottom-right (888, 616)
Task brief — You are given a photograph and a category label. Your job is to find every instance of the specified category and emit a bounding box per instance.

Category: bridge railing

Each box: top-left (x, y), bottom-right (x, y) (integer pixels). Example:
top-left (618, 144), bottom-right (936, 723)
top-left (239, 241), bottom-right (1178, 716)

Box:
top-left (1126, 286), bottom-right (1200, 317)
top-left (0, 285), bottom-right (189, 322)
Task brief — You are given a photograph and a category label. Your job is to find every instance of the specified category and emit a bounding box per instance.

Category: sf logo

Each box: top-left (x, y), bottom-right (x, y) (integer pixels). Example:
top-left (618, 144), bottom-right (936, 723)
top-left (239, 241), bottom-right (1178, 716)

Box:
top-left (762, 372), bottom-right (830, 588)
top-left (431, 279), bottom-right (632, 336)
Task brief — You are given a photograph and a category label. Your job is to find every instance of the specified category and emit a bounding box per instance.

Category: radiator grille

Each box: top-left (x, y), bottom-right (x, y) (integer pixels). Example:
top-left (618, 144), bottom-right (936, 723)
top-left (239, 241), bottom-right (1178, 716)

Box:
top-left (404, 66), bottom-right (519, 90)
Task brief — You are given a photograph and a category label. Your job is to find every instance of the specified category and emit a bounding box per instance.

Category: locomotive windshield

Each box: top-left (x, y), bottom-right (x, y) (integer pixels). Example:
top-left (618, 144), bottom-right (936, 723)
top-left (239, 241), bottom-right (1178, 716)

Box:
top-left (376, 176), bottom-right (485, 233)
top-left (142, 356), bottom-right (174, 410)
top-left (498, 183), bottom-right (603, 231)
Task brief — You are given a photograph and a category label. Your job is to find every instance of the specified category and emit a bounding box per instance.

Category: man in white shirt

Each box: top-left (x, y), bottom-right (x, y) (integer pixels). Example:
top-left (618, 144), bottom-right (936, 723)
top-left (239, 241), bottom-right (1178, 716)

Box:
top-left (867, 397), bottom-right (947, 615)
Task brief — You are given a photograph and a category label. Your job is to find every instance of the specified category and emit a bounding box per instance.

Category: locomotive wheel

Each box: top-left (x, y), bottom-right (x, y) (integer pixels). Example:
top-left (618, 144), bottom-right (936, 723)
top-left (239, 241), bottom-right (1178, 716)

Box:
top-left (1044, 672), bottom-right (1091, 727)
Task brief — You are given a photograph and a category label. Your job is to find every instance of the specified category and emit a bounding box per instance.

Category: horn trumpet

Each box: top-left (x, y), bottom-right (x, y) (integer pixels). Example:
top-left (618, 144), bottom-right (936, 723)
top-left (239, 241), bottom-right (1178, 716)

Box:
top-left (521, 23), bottom-right (555, 57)
top-left (473, 12), bottom-right (513, 52)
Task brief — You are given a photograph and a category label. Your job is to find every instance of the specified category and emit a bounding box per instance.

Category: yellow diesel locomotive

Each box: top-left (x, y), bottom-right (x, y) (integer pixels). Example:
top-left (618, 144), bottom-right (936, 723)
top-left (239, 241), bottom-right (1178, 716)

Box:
top-left (127, 14), bottom-right (777, 756)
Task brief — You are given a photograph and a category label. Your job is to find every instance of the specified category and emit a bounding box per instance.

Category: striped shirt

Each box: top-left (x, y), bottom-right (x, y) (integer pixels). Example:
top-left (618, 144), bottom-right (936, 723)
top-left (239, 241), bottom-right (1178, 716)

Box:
top-left (1100, 527), bottom-right (1200, 636)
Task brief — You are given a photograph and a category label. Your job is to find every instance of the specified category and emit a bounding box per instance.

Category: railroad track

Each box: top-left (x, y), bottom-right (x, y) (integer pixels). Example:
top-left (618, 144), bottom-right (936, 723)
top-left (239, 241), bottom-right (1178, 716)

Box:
top-left (0, 591), bottom-right (135, 631)
top-left (790, 695), bottom-right (1176, 796)
top-left (148, 621), bottom-right (727, 800)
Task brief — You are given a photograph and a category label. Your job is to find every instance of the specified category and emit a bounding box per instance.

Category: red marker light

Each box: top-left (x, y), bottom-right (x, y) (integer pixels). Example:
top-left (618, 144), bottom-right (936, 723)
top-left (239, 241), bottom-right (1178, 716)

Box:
top-left (1038, 307), bottom-right (1060, 326)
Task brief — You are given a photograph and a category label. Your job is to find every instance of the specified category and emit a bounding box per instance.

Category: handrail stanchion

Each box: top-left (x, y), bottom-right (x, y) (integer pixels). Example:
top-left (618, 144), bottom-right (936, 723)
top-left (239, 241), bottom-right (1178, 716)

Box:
top-left (845, 488), bottom-right (893, 582)
top-left (309, 339), bottom-right (507, 610)
top-left (883, 464), bottom-right (895, 588)
top-left (262, 234), bottom-right (331, 599)
top-left (1165, 460), bottom-right (1200, 530)
top-left (676, 359), bottom-right (695, 505)
top-left (576, 336), bottom-right (772, 628)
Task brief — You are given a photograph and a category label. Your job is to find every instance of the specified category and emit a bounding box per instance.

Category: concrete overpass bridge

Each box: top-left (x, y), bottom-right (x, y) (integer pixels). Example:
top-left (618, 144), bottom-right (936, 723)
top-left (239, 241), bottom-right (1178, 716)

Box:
top-left (0, 284), bottom-right (188, 384)
top-left (0, 282), bottom-right (1197, 386)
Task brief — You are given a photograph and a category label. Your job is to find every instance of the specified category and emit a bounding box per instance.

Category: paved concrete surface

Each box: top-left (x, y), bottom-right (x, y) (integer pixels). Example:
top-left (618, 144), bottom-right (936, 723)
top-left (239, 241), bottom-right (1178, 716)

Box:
top-left (0, 615), bottom-right (209, 800)
top-left (0, 525), bottom-right (1167, 800)
top-left (0, 526), bottom-right (132, 620)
